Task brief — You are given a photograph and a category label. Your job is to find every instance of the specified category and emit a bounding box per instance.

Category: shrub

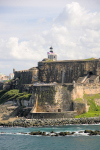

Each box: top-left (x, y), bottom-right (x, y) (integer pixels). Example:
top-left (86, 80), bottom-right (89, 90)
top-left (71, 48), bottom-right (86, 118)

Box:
top-left (0, 89), bottom-right (32, 104)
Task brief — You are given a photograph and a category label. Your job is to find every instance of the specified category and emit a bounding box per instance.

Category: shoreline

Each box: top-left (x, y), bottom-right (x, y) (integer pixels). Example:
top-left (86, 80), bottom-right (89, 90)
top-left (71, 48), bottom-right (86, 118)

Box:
top-left (0, 117), bottom-right (100, 127)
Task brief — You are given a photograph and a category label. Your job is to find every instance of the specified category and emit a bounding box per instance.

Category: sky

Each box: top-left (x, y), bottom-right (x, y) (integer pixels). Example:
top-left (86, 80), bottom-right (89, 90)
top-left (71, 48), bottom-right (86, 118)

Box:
top-left (0, 0), bottom-right (100, 75)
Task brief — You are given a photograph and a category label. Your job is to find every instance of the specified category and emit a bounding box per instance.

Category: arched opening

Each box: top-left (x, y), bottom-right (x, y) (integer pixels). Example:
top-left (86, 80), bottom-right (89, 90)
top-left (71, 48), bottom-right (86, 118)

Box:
top-left (87, 71), bottom-right (93, 77)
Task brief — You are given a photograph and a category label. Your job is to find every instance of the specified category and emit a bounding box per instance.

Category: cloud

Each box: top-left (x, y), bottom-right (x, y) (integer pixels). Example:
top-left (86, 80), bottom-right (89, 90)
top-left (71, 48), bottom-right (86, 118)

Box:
top-left (0, 0), bottom-right (70, 8)
top-left (51, 2), bottom-right (100, 59)
top-left (0, 36), bottom-right (47, 61)
top-left (55, 2), bottom-right (100, 29)
top-left (0, 1), bottom-right (100, 74)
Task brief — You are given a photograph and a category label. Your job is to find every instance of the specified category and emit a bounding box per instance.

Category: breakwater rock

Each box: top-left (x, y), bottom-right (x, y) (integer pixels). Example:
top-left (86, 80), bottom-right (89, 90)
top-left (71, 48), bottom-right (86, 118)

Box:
top-left (1, 130), bottom-right (100, 136)
top-left (29, 130), bottom-right (100, 136)
top-left (0, 117), bottom-right (100, 127)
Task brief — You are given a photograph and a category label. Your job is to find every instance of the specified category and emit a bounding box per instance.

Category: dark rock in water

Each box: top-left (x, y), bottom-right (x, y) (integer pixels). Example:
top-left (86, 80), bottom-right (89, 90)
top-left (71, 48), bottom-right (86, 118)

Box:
top-left (47, 133), bottom-right (51, 136)
top-left (27, 129), bottom-right (100, 137)
top-left (29, 131), bottom-right (34, 135)
top-left (59, 132), bottom-right (65, 136)
top-left (51, 131), bottom-right (55, 133)
top-left (29, 131), bottom-right (43, 135)
top-left (84, 130), bottom-right (92, 133)
top-left (71, 132), bottom-right (75, 134)
top-left (55, 133), bottom-right (59, 136)
top-left (66, 132), bottom-right (72, 135)
top-left (42, 132), bottom-right (46, 136)
top-left (89, 130), bottom-right (100, 135)
top-left (59, 132), bottom-right (69, 136)
top-left (84, 130), bottom-right (100, 135)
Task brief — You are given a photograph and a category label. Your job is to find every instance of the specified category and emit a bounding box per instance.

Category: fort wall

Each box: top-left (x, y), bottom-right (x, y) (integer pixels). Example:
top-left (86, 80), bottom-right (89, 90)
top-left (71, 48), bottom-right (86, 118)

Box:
top-left (35, 83), bottom-right (100, 112)
top-left (55, 84), bottom-right (73, 112)
top-left (12, 58), bottom-right (100, 115)
top-left (14, 67), bottom-right (38, 84)
top-left (72, 83), bottom-right (100, 100)
top-left (18, 83), bottom-right (100, 114)
top-left (38, 59), bottom-right (100, 83)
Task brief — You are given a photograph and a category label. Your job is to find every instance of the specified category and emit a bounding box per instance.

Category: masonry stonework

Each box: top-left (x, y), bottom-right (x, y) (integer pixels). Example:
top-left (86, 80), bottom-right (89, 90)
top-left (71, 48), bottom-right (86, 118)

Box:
top-left (10, 58), bottom-right (100, 116)
top-left (14, 67), bottom-right (38, 84)
top-left (38, 59), bottom-right (100, 83)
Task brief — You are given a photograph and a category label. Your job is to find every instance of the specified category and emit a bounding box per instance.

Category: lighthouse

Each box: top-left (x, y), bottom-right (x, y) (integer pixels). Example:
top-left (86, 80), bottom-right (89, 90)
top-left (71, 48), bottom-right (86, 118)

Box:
top-left (47, 46), bottom-right (57, 61)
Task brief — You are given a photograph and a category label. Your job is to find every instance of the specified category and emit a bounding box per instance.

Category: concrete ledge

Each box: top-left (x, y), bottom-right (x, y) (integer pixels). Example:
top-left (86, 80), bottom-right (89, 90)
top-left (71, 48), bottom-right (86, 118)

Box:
top-left (29, 111), bottom-right (77, 119)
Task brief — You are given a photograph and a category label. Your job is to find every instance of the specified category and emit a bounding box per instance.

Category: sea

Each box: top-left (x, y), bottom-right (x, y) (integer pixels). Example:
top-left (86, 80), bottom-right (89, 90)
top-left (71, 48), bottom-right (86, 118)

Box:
top-left (0, 124), bottom-right (100, 150)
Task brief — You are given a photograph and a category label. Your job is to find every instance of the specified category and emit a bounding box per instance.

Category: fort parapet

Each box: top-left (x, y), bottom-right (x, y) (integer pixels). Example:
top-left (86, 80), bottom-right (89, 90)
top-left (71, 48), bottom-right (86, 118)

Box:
top-left (38, 59), bottom-right (100, 83)
top-left (14, 67), bottom-right (38, 84)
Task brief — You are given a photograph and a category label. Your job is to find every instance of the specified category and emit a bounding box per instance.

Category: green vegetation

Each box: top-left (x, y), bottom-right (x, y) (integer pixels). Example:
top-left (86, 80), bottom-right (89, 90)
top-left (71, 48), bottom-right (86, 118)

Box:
top-left (84, 57), bottom-right (95, 61)
top-left (75, 94), bottom-right (100, 118)
top-left (75, 111), bottom-right (100, 118)
top-left (46, 59), bottom-right (53, 62)
top-left (0, 89), bottom-right (32, 104)
top-left (6, 79), bottom-right (12, 83)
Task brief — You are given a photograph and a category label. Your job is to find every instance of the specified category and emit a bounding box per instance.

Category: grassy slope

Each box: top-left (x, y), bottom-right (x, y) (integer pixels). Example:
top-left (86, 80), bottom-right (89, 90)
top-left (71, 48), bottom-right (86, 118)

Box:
top-left (0, 89), bottom-right (32, 104)
top-left (75, 94), bottom-right (100, 118)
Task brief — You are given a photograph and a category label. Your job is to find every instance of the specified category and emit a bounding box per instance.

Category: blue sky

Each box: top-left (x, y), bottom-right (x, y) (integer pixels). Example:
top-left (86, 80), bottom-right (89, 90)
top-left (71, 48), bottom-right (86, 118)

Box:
top-left (0, 0), bottom-right (100, 75)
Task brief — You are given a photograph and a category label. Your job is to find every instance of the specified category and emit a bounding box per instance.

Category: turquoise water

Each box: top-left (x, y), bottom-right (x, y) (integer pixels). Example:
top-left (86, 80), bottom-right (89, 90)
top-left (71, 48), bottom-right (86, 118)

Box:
top-left (0, 124), bottom-right (100, 150)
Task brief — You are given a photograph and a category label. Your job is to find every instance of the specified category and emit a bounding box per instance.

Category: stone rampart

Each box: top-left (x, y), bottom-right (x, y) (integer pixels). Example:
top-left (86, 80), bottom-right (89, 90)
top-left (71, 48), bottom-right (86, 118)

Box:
top-left (72, 83), bottom-right (100, 100)
top-left (14, 67), bottom-right (38, 84)
top-left (29, 111), bottom-right (77, 119)
top-left (55, 84), bottom-right (73, 112)
top-left (34, 83), bottom-right (100, 113)
top-left (38, 59), bottom-right (100, 83)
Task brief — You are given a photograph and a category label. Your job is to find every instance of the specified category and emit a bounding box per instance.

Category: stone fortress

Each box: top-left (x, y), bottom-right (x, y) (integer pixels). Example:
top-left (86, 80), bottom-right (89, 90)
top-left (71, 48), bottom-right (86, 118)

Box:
top-left (3, 47), bottom-right (100, 118)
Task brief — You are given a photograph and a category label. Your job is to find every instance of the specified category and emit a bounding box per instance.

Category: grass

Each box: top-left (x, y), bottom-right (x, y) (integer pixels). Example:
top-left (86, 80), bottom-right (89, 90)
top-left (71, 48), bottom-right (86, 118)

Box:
top-left (0, 89), bottom-right (32, 104)
top-left (75, 111), bottom-right (100, 118)
top-left (84, 57), bottom-right (95, 61)
top-left (4, 79), bottom-right (12, 83)
top-left (46, 59), bottom-right (53, 62)
top-left (6, 79), bottom-right (12, 82)
top-left (75, 94), bottom-right (100, 118)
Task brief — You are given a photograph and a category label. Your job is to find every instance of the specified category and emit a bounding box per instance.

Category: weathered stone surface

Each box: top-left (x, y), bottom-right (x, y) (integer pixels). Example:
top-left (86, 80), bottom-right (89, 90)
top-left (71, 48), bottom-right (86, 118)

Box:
top-left (14, 67), bottom-right (38, 86)
top-left (38, 59), bottom-right (100, 83)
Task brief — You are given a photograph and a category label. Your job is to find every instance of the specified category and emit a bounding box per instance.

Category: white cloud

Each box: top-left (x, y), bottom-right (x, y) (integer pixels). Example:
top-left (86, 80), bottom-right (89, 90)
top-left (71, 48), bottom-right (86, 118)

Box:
top-left (0, 0), bottom-right (71, 8)
top-left (0, 36), bottom-right (47, 61)
top-left (0, 1), bottom-right (100, 75)
top-left (55, 2), bottom-right (100, 30)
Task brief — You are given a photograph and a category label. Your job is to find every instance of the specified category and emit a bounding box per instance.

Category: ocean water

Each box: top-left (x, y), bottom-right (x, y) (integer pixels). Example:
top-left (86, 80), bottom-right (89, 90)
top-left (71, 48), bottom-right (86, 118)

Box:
top-left (0, 124), bottom-right (100, 150)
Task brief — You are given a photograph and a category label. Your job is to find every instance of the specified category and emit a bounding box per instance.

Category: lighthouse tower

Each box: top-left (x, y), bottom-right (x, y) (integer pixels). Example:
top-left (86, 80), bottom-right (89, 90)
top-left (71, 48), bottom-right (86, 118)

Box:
top-left (47, 46), bottom-right (57, 61)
